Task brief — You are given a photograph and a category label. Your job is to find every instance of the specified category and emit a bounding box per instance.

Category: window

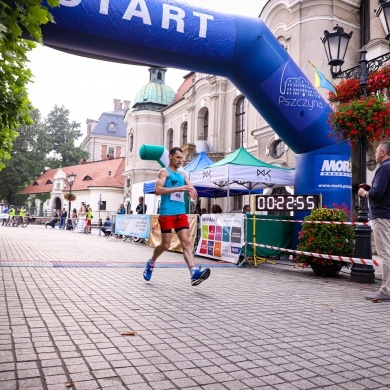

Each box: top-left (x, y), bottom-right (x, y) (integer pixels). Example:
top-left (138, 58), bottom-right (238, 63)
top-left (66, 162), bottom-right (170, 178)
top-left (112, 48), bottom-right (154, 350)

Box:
top-left (235, 97), bottom-right (245, 149)
top-left (270, 140), bottom-right (285, 159)
top-left (32, 181), bottom-right (39, 186)
top-left (108, 147), bottom-right (114, 156)
top-left (83, 175), bottom-right (93, 181)
top-left (107, 122), bottom-right (117, 133)
top-left (203, 111), bottom-right (209, 140)
top-left (129, 133), bottom-right (134, 153)
top-left (182, 122), bottom-right (188, 146)
top-left (167, 129), bottom-right (173, 151)
top-left (45, 180), bottom-right (53, 185)
top-left (233, 196), bottom-right (243, 212)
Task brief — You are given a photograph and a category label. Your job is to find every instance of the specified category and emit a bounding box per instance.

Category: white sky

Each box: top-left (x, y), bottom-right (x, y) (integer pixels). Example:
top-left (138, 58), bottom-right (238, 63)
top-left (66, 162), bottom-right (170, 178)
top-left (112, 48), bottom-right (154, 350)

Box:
top-left (27, 1), bottom-right (267, 140)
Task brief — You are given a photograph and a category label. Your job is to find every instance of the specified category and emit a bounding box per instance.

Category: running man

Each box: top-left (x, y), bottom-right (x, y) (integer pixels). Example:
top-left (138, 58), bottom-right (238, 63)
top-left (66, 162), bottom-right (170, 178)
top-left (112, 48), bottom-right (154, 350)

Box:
top-left (143, 147), bottom-right (210, 286)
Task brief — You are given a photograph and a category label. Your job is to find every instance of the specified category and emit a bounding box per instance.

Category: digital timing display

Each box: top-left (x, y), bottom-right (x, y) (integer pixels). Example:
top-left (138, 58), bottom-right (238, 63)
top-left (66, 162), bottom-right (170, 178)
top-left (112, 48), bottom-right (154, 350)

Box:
top-left (255, 195), bottom-right (321, 211)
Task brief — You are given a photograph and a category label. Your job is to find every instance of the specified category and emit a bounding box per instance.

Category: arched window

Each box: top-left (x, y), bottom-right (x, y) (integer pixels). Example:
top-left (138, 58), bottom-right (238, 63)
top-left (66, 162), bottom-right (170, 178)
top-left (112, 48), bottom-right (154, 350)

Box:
top-left (203, 111), bottom-right (209, 140)
top-left (182, 122), bottom-right (188, 146)
top-left (235, 97), bottom-right (245, 149)
top-left (167, 129), bottom-right (173, 151)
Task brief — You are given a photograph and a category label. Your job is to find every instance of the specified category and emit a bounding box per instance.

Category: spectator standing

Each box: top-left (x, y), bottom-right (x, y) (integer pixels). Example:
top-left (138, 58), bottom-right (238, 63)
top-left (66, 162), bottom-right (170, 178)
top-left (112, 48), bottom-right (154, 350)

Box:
top-left (71, 208), bottom-right (78, 230)
top-left (115, 203), bottom-right (125, 238)
top-left (1, 205), bottom-right (9, 226)
top-left (59, 207), bottom-right (67, 229)
top-left (211, 204), bottom-right (222, 214)
top-left (358, 141), bottom-right (390, 301)
top-left (75, 205), bottom-right (86, 233)
top-left (97, 218), bottom-right (103, 236)
top-left (136, 197), bottom-right (147, 214)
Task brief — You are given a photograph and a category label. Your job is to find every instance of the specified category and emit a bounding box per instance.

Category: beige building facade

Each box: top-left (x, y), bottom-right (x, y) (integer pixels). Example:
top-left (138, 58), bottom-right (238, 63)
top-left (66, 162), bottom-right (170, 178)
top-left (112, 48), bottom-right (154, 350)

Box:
top-left (123, 0), bottom-right (389, 213)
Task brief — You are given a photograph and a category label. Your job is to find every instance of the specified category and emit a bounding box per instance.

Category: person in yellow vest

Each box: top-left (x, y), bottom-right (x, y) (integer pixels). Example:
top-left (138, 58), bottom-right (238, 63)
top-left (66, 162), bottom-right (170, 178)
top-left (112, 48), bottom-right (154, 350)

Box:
top-left (6, 205), bottom-right (16, 226)
top-left (19, 206), bottom-right (26, 218)
top-left (85, 206), bottom-right (93, 234)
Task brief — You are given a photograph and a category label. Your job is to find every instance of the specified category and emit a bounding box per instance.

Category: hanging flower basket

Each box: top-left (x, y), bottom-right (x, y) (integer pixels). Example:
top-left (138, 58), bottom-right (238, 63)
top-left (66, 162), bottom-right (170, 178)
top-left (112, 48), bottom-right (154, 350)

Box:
top-left (64, 193), bottom-right (76, 201)
top-left (328, 96), bottom-right (390, 144)
top-left (328, 64), bottom-right (390, 103)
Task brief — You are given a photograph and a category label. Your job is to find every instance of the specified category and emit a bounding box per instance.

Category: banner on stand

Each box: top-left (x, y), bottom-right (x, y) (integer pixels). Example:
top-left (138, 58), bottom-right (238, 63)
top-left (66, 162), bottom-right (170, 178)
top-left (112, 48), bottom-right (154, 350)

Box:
top-left (196, 214), bottom-right (245, 264)
top-left (115, 215), bottom-right (150, 239)
top-left (147, 214), bottom-right (198, 253)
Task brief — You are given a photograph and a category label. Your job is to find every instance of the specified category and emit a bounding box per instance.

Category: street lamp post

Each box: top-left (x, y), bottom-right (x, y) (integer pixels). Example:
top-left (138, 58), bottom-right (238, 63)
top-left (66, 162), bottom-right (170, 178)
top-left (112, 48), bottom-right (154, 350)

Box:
top-left (67, 173), bottom-right (76, 230)
top-left (98, 194), bottom-right (102, 220)
top-left (321, 2), bottom-right (390, 283)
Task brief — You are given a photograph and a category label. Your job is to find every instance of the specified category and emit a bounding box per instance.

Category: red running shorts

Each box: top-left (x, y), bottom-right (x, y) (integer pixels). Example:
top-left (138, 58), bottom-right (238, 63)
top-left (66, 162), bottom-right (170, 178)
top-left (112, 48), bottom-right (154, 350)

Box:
top-left (158, 214), bottom-right (189, 233)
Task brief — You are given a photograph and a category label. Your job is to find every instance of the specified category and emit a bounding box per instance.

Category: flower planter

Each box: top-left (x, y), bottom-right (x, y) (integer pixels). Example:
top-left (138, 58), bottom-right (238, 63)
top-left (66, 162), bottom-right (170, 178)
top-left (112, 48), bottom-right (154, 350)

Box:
top-left (296, 207), bottom-right (354, 276)
top-left (310, 261), bottom-right (343, 277)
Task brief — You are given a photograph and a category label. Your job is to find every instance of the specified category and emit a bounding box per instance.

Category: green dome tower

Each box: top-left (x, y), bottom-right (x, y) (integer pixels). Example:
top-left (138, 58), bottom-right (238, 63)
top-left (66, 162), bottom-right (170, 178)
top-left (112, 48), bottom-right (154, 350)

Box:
top-left (132, 67), bottom-right (175, 112)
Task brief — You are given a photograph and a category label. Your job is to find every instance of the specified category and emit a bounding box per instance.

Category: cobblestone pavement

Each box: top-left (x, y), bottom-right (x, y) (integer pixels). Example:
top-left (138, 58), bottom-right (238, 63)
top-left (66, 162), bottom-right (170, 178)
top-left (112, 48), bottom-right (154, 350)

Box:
top-left (0, 225), bottom-right (388, 390)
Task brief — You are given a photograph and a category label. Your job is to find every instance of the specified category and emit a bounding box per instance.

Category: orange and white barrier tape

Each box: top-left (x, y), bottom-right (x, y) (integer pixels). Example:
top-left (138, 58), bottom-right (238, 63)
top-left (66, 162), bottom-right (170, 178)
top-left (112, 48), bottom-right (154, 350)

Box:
top-left (245, 217), bottom-right (369, 226)
top-left (250, 242), bottom-right (381, 267)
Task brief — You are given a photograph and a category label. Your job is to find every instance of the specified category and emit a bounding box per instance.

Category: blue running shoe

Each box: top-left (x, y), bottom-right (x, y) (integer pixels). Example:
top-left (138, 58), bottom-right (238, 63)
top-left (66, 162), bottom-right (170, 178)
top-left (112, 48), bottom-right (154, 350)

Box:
top-left (191, 267), bottom-right (210, 286)
top-left (143, 260), bottom-right (154, 281)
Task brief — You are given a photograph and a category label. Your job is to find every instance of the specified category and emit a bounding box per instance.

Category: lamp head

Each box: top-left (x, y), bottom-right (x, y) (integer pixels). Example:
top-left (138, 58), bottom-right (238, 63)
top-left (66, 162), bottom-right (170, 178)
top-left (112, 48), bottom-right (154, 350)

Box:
top-left (68, 172), bottom-right (76, 185)
top-left (321, 25), bottom-right (353, 77)
top-left (377, 0), bottom-right (390, 44)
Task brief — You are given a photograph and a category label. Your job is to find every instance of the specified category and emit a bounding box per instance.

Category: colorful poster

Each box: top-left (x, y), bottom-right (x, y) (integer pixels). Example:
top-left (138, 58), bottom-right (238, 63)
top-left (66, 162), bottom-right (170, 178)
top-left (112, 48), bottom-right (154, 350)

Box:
top-left (147, 214), bottom-right (198, 253)
top-left (115, 215), bottom-right (150, 239)
top-left (196, 214), bottom-right (244, 264)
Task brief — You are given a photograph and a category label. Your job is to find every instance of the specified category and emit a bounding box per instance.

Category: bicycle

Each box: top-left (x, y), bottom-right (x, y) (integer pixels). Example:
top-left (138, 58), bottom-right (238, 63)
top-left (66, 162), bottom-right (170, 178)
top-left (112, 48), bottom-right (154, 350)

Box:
top-left (12, 216), bottom-right (29, 228)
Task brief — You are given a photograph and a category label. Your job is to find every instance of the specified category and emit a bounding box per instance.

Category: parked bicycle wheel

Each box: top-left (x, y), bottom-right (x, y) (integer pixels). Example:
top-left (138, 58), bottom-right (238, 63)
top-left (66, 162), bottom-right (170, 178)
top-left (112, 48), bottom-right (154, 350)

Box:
top-left (21, 217), bottom-right (29, 228)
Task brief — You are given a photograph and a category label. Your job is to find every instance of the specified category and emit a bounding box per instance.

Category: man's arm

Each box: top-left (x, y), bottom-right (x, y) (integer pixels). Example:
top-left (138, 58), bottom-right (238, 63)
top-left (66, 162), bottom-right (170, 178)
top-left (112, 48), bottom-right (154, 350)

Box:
top-left (155, 168), bottom-right (197, 196)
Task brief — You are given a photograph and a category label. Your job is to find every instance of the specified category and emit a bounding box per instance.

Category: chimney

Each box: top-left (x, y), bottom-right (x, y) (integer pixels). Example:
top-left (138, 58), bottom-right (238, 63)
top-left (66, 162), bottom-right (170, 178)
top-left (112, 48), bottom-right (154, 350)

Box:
top-left (113, 98), bottom-right (121, 111)
top-left (123, 100), bottom-right (131, 110)
top-left (86, 119), bottom-right (97, 134)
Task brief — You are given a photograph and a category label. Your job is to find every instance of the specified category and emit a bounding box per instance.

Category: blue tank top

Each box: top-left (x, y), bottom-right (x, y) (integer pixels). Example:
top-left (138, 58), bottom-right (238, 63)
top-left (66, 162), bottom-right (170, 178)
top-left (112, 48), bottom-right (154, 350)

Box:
top-left (160, 168), bottom-right (186, 216)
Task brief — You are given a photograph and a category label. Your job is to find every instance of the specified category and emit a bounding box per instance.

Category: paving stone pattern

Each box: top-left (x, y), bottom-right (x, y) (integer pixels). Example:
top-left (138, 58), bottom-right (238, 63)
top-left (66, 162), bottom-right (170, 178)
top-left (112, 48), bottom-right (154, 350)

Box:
top-left (0, 225), bottom-right (389, 389)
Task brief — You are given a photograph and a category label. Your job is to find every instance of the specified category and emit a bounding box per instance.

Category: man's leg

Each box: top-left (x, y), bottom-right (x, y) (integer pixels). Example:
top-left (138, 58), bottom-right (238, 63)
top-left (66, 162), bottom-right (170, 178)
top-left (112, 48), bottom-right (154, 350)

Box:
top-left (177, 228), bottom-right (210, 286)
top-left (143, 233), bottom-right (171, 281)
top-left (374, 219), bottom-right (390, 295)
top-left (151, 232), bottom-right (172, 261)
top-left (176, 229), bottom-right (195, 268)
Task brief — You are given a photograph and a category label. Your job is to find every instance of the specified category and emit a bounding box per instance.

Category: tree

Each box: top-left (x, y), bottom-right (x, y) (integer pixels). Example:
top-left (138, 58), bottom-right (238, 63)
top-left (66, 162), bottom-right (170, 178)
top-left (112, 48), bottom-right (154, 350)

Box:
top-left (45, 105), bottom-right (88, 167)
top-left (0, 0), bottom-right (59, 170)
top-left (0, 109), bottom-right (51, 204)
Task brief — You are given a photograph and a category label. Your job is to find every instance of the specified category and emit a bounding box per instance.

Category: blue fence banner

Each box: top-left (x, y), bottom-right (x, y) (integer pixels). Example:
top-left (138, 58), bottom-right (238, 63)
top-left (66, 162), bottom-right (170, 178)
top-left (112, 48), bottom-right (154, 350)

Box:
top-left (115, 215), bottom-right (150, 238)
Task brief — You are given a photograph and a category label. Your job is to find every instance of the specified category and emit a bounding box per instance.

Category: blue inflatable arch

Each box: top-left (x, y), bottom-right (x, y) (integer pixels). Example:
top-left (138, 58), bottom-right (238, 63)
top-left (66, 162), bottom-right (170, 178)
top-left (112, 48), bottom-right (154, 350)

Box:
top-left (39, 0), bottom-right (352, 211)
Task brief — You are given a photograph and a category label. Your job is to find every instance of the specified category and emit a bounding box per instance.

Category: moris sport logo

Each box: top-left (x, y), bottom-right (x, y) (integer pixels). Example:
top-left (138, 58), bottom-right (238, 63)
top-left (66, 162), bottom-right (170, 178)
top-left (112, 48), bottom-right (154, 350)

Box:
top-left (320, 159), bottom-right (352, 177)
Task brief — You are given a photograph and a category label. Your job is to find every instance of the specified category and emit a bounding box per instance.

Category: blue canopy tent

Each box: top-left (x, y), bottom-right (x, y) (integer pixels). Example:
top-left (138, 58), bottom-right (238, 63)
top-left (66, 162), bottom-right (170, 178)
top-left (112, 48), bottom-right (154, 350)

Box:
top-left (143, 151), bottom-right (264, 197)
